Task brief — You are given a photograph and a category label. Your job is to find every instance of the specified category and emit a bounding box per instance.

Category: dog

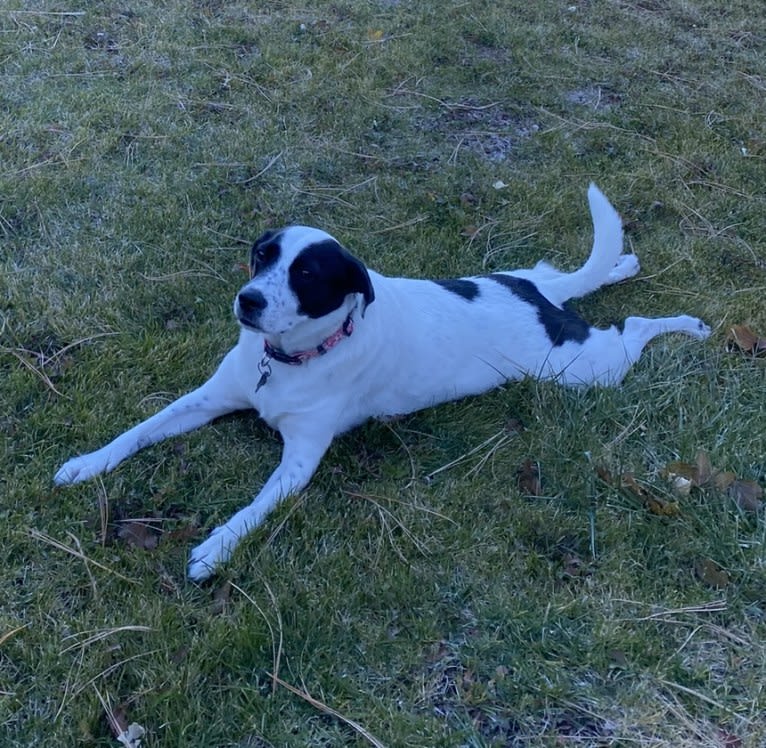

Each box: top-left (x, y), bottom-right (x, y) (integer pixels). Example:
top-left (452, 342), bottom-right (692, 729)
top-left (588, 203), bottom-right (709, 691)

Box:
top-left (54, 185), bottom-right (711, 581)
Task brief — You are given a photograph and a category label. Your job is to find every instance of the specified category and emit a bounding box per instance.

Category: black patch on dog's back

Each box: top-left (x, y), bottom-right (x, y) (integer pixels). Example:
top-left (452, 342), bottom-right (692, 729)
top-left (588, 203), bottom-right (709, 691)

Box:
top-left (432, 278), bottom-right (480, 301)
top-left (487, 273), bottom-right (591, 346)
top-left (290, 239), bottom-right (375, 319)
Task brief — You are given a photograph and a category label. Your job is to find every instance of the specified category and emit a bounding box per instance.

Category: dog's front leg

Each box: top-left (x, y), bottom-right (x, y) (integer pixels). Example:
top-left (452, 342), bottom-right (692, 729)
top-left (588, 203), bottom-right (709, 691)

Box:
top-left (54, 350), bottom-right (248, 485)
top-left (187, 420), bottom-right (335, 582)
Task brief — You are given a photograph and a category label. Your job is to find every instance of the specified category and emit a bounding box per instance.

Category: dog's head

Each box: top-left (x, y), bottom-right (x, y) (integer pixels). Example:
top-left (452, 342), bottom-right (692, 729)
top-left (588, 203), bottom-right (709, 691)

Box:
top-left (234, 226), bottom-right (375, 339)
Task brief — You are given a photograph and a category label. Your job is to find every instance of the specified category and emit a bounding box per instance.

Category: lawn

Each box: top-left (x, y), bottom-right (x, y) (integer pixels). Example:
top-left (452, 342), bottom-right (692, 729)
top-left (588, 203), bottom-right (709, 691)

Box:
top-left (1, 1), bottom-right (765, 745)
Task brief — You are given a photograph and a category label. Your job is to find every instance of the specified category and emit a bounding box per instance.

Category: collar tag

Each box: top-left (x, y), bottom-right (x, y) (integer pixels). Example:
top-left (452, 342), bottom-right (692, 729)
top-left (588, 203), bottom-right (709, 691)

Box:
top-left (255, 355), bottom-right (272, 392)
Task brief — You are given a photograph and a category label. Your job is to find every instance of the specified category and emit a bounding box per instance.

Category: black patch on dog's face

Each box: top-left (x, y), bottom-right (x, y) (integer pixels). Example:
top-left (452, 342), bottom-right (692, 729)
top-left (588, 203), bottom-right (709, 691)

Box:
top-left (432, 278), bottom-right (480, 301)
top-left (250, 230), bottom-right (282, 277)
top-left (290, 239), bottom-right (375, 319)
top-left (487, 274), bottom-right (591, 346)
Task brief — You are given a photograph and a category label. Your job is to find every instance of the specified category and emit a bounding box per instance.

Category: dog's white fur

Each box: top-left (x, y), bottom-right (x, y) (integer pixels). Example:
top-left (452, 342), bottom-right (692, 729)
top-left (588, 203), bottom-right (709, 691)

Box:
top-left (54, 186), bottom-right (710, 581)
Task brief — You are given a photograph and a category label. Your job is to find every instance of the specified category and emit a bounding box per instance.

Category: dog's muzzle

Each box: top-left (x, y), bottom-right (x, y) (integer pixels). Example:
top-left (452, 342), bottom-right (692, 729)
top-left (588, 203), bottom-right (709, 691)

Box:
top-left (235, 287), bottom-right (267, 330)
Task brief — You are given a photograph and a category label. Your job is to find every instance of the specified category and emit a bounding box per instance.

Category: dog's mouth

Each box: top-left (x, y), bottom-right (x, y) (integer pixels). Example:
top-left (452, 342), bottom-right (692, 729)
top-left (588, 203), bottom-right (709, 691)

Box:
top-left (237, 317), bottom-right (261, 332)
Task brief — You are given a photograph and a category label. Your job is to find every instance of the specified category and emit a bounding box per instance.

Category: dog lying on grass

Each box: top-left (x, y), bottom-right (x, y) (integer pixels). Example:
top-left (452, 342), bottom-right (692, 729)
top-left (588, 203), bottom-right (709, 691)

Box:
top-left (55, 185), bottom-right (710, 581)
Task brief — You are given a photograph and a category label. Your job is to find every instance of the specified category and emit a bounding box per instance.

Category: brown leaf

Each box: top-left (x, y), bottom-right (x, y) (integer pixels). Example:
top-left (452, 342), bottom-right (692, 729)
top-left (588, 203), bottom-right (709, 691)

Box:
top-left (695, 450), bottom-right (713, 485)
top-left (663, 449), bottom-right (713, 488)
top-left (164, 524), bottom-right (200, 544)
top-left (596, 465), bottom-right (614, 485)
top-left (727, 479), bottom-right (764, 513)
top-left (516, 460), bottom-right (541, 496)
top-left (117, 521), bottom-right (159, 550)
top-left (713, 471), bottom-right (737, 491)
top-left (622, 473), bottom-right (681, 517)
top-left (726, 324), bottom-right (766, 355)
top-left (695, 558), bottom-right (730, 588)
top-left (211, 580), bottom-right (232, 616)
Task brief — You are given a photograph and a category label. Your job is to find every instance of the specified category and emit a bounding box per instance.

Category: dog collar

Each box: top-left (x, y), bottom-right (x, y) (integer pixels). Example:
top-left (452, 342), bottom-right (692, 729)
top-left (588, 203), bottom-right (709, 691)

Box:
top-left (256, 314), bottom-right (354, 392)
top-left (265, 314), bottom-right (354, 365)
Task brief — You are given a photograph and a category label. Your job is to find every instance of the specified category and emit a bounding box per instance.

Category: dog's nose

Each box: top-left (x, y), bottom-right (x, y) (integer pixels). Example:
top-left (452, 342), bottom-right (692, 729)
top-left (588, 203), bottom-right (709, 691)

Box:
top-left (237, 288), bottom-right (267, 314)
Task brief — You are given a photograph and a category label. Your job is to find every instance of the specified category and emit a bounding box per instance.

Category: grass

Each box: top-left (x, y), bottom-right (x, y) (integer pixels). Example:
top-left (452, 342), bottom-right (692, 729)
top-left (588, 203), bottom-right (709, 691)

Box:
top-left (1, 0), bottom-right (765, 745)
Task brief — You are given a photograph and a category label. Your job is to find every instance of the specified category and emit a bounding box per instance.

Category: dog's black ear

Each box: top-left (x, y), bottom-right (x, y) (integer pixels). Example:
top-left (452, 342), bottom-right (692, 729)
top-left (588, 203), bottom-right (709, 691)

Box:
top-left (344, 251), bottom-right (375, 316)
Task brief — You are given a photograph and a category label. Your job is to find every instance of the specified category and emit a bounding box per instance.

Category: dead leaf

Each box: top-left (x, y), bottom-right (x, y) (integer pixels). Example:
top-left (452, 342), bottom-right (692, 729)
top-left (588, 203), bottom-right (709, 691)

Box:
top-left (713, 471), bottom-right (737, 491)
top-left (622, 473), bottom-right (680, 517)
top-left (164, 524), bottom-right (199, 544)
top-left (695, 558), bottom-right (730, 588)
top-left (504, 418), bottom-right (525, 435)
top-left (367, 28), bottom-right (385, 42)
top-left (663, 449), bottom-right (713, 489)
top-left (516, 460), bottom-right (541, 496)
top-left (211, 580), bottom-right (232, 616)
top-left (726, 324), bottom-right (766, 355)
top-left (596, 465), bottom-right (614, 485)
top-left (695, 450), bottom-right (713, 485)
top-left (727, 479), bottom-right (764, 513)
top-left (117, 521), bottom-right (159, 551)
top-left (561, 552), bottom-right (590, 579)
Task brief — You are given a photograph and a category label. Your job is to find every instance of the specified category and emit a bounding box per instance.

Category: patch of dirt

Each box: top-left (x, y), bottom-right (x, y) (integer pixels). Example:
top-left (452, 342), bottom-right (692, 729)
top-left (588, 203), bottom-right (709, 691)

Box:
top-left (564, 86), bottom-right (622, 111)
top-left (423, 100), bottom-right (539, 163)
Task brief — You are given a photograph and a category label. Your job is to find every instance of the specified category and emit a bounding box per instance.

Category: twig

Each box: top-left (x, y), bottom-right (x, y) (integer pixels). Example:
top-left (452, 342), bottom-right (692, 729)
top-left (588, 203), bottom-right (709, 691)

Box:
top-left (268, 673), bottom-right (387, 748)
top-left (60, 626), bottom-right (154, 655)
top-left (425, 429), bottom-right (508, 481)
top-left (231, 582), bottom-right (283, 693)
top-left (29, 529), bottom-right (138, 585)
top-left (0, 623), bottom-right (30, 646)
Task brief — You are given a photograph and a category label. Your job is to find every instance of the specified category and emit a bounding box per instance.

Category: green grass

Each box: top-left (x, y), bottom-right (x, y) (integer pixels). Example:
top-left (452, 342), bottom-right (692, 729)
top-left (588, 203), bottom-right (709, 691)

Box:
top-left (2, 1), bottom-right (765, 745)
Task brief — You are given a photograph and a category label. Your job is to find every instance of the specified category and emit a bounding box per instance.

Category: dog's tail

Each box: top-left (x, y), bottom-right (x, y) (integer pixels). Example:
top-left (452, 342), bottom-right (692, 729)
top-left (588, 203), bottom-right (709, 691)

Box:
top-left (545, 183), bottom-right (624, 302)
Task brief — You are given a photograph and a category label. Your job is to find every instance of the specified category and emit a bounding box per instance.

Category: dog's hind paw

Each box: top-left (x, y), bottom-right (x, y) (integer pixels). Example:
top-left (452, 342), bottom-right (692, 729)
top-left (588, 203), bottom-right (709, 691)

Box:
top-left (188, 525), bottom-right (238, 582)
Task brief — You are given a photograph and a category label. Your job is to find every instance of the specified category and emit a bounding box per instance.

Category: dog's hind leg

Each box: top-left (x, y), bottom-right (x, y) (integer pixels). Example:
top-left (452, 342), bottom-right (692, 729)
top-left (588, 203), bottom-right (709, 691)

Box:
top-left (187, 418), bottom-right (336, 582)
top-left (605, 314), bottom-right (711, 385)
top-left (54, 350), bottom-right (248, 485)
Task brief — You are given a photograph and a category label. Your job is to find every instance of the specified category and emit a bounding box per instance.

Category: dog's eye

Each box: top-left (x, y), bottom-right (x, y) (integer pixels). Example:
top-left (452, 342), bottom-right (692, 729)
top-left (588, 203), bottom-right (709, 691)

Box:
top-left (300, 268), bottom-right (313, 278)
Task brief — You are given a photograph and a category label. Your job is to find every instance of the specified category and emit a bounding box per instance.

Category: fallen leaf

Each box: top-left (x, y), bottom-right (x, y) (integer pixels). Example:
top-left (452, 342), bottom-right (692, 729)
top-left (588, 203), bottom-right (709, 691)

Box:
top-left (164, 524), bottom-right (199, 544)
top-left (516, 460), bottom-right (541, 496)
top-left (596, 465), bottom-right (614, 485)
top-left (211, 580), bottom-right (232, 616)
top-left (663, 449), bottom-right (713, 488)
top-left (727, 479), bottom-right (764, 513)
top-left (713, 471), bottom-right (737, 491)
top-left (695, 450), bottom-right (713, 484)
top-left (492, 179), bottom-right (507, 190)
top-left (695, 558), bottom-right (730, 588)
top-left (622, 473), bottom-right (680, 517)
top-left (117, 521), bottom-right (159, 551)
top-left (504, 417), bottom-right (525, 435)
top-left (367, 28), bottom-right (384, 42)
top-left (561, 552), bottom-right (590, 579)
top-left (726, 324), bottom-right (766, 355)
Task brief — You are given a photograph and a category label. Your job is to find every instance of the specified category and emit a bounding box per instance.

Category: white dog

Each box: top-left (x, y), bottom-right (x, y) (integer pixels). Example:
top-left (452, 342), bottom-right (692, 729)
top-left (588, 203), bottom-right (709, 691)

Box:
top-left (55, 185), bottom-right (710, 581)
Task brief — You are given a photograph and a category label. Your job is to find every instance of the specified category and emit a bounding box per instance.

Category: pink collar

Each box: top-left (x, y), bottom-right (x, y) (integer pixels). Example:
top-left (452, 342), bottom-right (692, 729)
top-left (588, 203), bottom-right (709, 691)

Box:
top-left (263, 314), bottom-right (354, 366)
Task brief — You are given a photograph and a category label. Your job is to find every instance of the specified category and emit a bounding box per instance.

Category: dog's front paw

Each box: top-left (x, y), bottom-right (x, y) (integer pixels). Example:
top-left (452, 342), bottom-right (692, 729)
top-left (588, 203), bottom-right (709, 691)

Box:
top-left (608, 254), bottom-right (640, 283)
top-left (188, 525), bottom-right (238, 582)
top-left (54, 450), bottom-right (112, 485)
top-left (688, 317), bottom-right (712, 340)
